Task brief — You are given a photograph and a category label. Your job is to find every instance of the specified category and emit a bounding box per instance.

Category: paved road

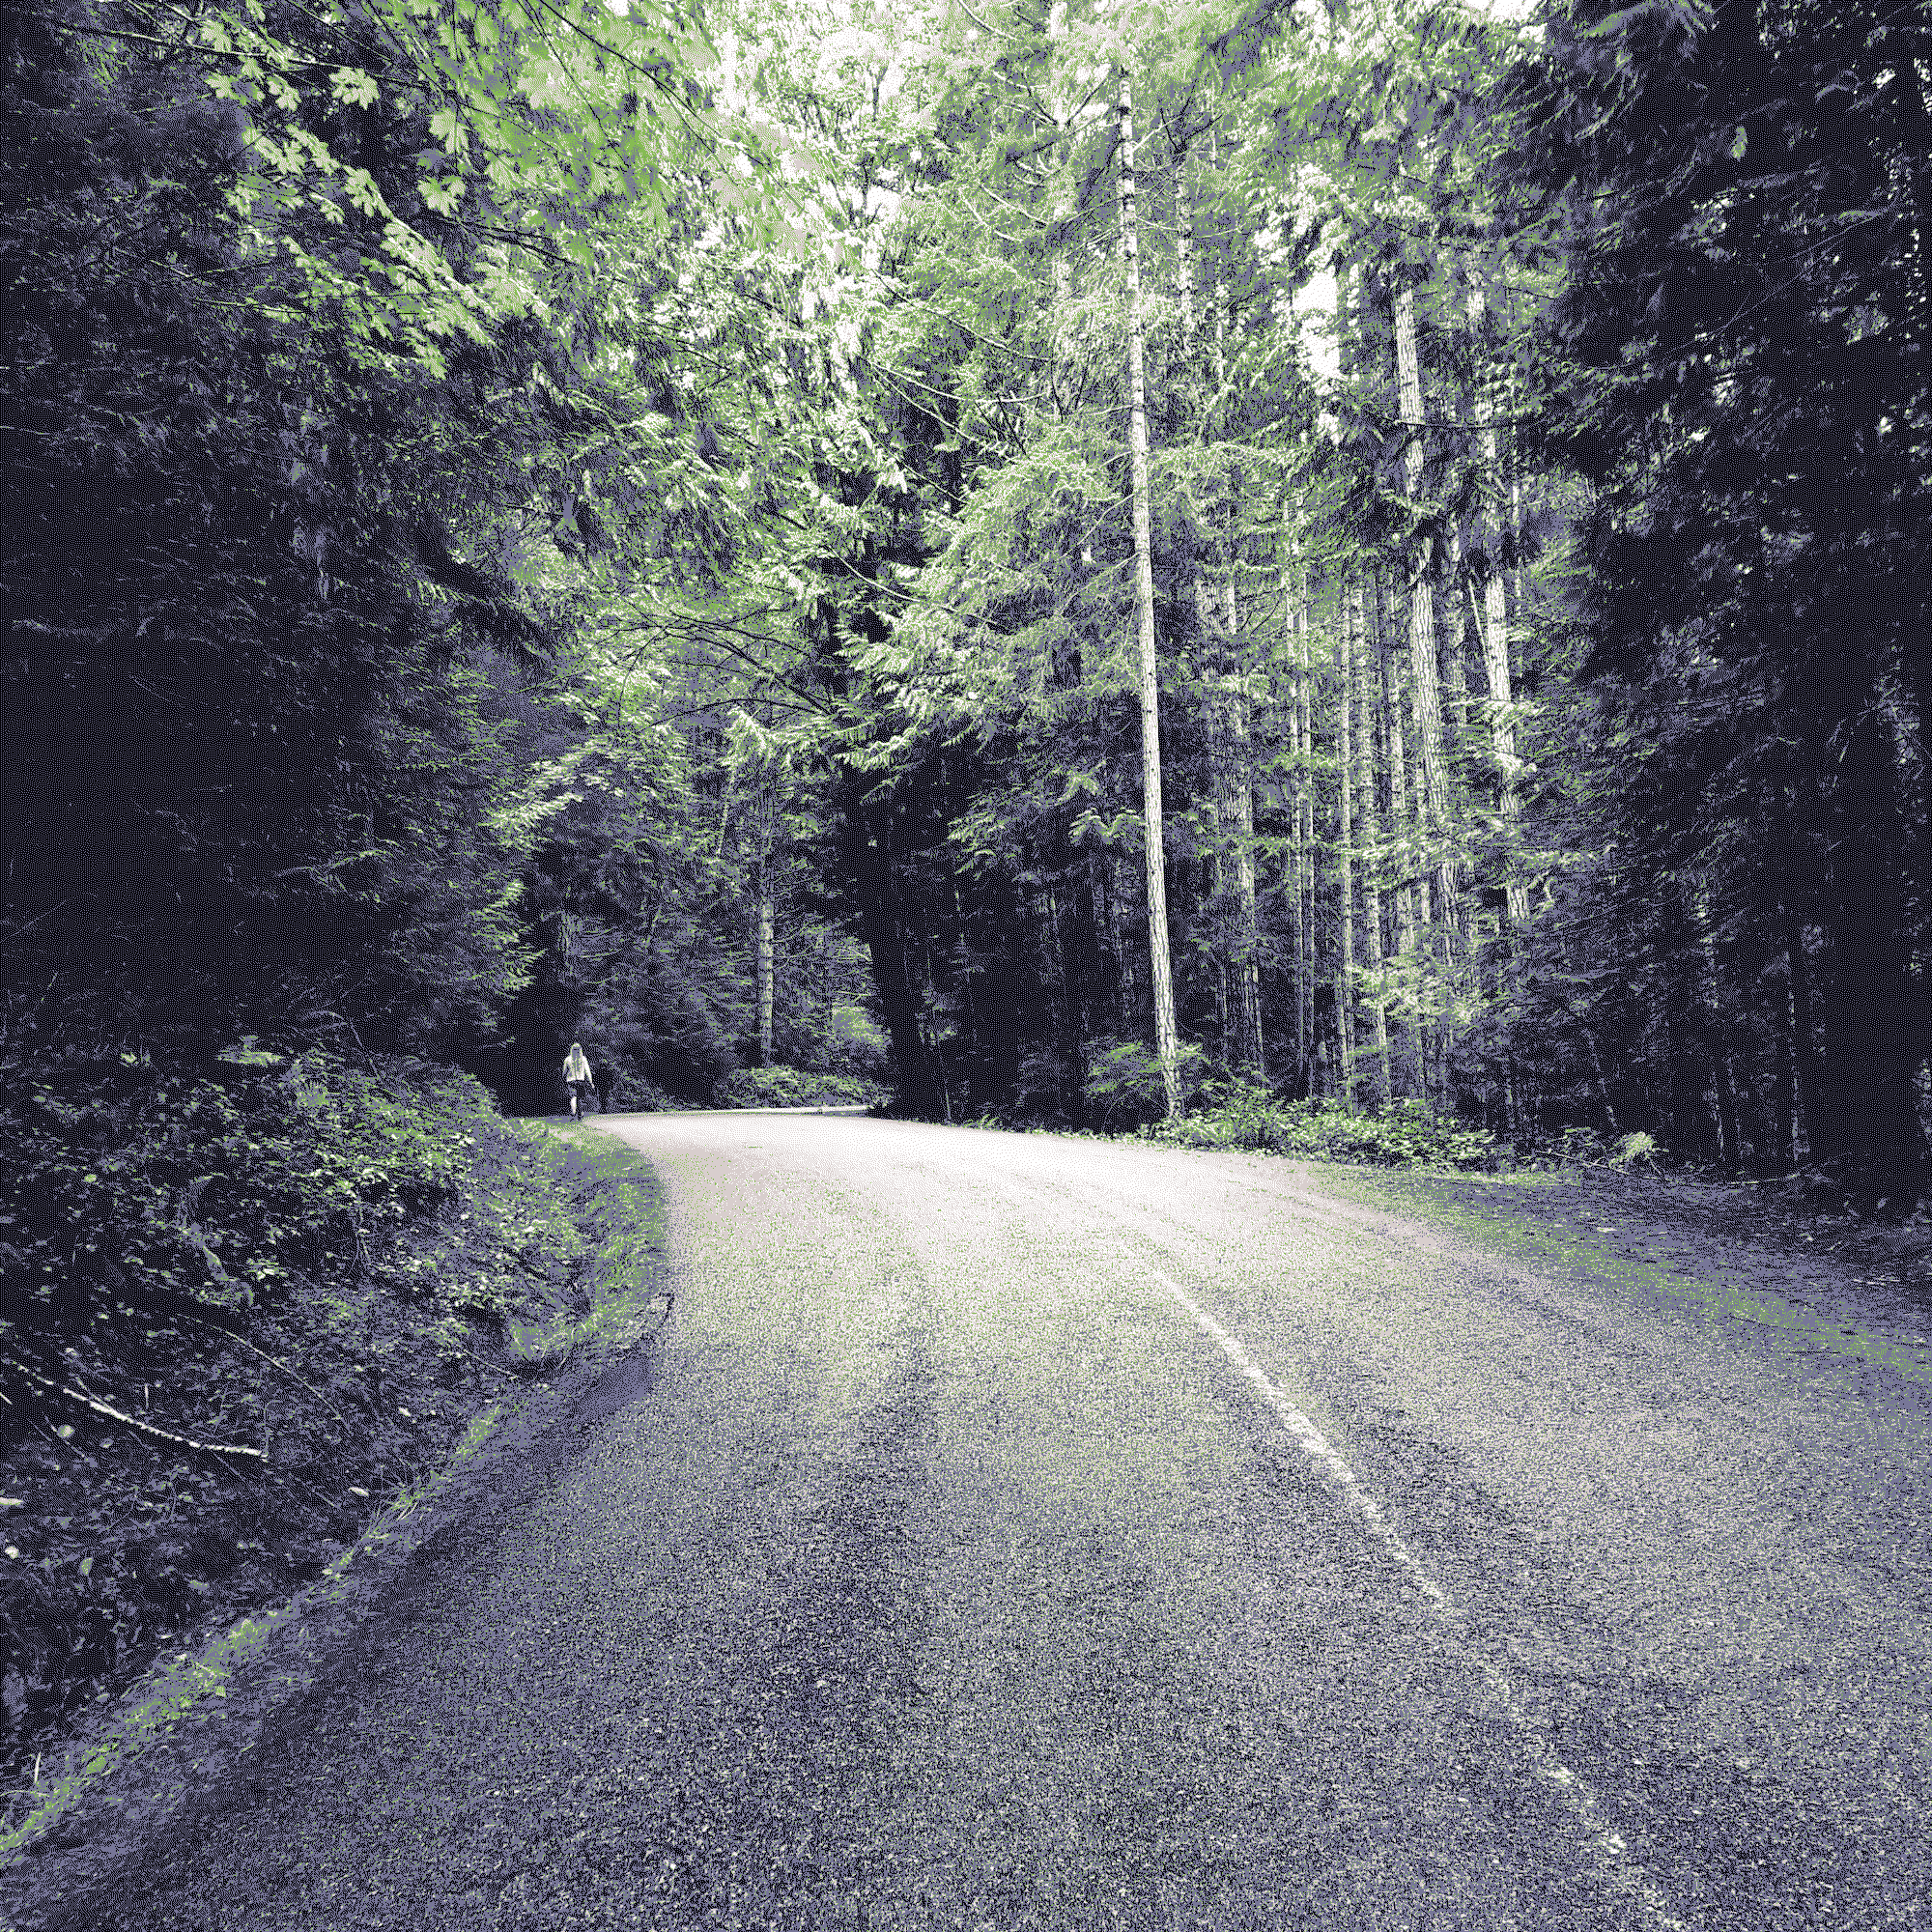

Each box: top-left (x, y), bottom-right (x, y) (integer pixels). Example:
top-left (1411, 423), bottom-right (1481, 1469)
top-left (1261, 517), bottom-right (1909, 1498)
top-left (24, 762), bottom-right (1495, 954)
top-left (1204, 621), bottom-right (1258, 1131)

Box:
top-left (22, 1117), bottom-right (1932, 1930)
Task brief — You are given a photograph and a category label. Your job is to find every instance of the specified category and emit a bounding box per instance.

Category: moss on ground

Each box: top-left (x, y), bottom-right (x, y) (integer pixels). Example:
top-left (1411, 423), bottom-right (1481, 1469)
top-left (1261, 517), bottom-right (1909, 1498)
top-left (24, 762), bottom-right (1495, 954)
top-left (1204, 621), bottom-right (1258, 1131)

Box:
top-left (1308, 1162), bottom-right (1931, 1385)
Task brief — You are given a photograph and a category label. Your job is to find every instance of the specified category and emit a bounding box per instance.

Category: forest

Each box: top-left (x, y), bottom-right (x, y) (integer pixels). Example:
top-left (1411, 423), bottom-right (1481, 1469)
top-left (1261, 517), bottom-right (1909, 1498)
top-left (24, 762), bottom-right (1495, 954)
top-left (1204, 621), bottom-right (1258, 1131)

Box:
top-left (0, 0), bottom-right (1924, 1198)
top-left (4, 0), bottom-right (1927, 1191)
top-left (0, 0), bottom-right (1927, 1806)
top-left (2, 0), bottom-right (1928, 1215)
top-left (7, 0), bottom-right (1926, 1200)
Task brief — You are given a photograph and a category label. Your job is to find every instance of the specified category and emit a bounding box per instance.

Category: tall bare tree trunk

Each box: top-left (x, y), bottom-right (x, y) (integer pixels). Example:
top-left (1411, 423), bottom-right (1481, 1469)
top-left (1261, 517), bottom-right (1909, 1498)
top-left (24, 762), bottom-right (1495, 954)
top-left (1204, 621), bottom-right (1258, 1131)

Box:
top-left (1225, 644), bottom-right (1264, 1080)
top-left (1440, 531), bottom-right (1476, 959)
top-left (1199, 693), bottom-right (1230, 1053)
top-left (750, 784), bottom-right (778, 1067)
top-left (1393, 281), bottom-right (1459, 945)
top-left (1352, 582), bottom-right (1392, 1105)
top-left (1465, 266), bottom-right (1528, 928)
top-left (1378, 571), bottom-right (1423, 1098)
top-left (1297, 581), bottom-right (1315, 1091)
top-left (1334, 580), bottom-right (1357, 1109)
top-left (1284, 551), bottom-right (1315, 1093)
top-left (1197, 583), bottom-right (1264, 1078)
top-left (755, 879), bottom-right (775, 1066)
top-left (1118, 70), bottom-right (1180, 1119)
top-left (1693, 879), bottom-right (1742, 1171)
top-left (1215, 216), bottom-right (1264, 1082)
top-left (1183, 158), bottom-right (1228, 1053)
top-left (1443, 526), bottom-right (1471, 742)
top-left (1181, 148), bottom-right (1264, 1083)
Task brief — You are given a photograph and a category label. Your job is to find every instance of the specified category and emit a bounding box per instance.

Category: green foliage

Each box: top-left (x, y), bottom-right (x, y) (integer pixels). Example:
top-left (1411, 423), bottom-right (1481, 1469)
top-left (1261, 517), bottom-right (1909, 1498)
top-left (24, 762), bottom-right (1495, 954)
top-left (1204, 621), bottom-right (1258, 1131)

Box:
top-left (5, 0), bottom-right (1920, 1229)
top-left (0, 1058), bottom-right (463, 1337)
top-left (1, 0), bottom-right (813, 1072)
top-left (2, 0), bottom-right (570, 1055)
top-left (1149, 1079), bottom-right (1290, 1153)
top-left (764, 0), bottom-right (1929, 1215)
top-left (1151, 1088), bottom-right (1503, 1171)
top-left (1537, 1125), bottom-right (1662, 1174)
top-left (1084, 1040), bottom-right (1209, 1132)
top-left (715, 1065), bottom-right (886, 1109)
top-left (63, 0), bottom-right (728, 375)
top-left (1520, 0), bottom-right (1932, 1208)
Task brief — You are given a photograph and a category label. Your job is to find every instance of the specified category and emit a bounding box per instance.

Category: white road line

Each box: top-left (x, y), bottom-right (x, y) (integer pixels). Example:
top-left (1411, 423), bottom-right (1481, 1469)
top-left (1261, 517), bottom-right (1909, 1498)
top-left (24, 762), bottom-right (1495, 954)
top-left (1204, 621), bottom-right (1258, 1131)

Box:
top-left (1157, 1271), bottom-right (1690, 1932)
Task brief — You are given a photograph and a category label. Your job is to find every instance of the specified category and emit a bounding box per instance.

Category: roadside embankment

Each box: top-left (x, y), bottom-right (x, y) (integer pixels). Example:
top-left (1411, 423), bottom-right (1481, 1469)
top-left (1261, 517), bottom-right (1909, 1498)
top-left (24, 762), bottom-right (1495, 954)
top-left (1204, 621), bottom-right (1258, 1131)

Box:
top-left (1308, 1161), bottom-right (1931, 1383)
top-left (0, 1058), bottom-right (667, 1856)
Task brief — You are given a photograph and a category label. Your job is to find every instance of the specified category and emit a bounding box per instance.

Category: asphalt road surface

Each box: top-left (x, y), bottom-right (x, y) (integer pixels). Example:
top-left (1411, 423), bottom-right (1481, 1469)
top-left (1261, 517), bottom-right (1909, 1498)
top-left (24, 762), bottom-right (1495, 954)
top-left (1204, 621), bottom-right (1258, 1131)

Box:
top-left (27, 1116), bottom-right (1932, 1930)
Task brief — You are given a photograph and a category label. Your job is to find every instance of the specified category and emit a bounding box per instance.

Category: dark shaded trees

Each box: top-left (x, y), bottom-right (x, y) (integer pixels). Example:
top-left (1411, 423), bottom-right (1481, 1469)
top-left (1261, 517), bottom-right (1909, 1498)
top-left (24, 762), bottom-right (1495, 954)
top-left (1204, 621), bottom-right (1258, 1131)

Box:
top-left (1525, 0), bottom-right (1931, 1208)
top-left (0, 0), bottom-right (810, 1090)
top-left (0, 0), bottom-right (597, 1057)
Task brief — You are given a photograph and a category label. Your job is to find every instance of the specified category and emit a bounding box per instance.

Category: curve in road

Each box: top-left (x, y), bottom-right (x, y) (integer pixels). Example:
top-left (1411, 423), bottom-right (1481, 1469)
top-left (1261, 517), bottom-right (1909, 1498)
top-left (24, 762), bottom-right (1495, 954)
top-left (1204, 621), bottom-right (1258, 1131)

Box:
top-left (14, 1115), bottom-right (1929, 1932)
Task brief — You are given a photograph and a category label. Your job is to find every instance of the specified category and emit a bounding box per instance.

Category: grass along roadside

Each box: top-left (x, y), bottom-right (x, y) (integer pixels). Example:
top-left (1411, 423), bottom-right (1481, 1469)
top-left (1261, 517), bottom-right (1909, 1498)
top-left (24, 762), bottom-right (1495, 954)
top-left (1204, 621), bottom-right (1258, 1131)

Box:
top-left (1118, 1078), bottom-right (1929, 1378)
top-left (499, 1119), bottom-right (668, 1375)
top-left (1306, 1162), bottom-right (1932, 1385)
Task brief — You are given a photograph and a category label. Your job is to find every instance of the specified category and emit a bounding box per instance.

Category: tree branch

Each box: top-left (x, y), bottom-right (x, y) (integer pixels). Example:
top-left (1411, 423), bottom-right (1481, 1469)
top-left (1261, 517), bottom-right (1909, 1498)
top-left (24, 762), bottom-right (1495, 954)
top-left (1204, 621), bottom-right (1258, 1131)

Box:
top-left (4, 1357), bottom-right (266, 1462)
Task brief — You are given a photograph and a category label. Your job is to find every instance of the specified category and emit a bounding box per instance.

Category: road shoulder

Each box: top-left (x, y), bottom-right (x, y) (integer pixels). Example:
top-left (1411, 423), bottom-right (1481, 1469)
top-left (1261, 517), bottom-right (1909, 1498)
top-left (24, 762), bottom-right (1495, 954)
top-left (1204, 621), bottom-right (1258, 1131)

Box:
top-left (1301, 1161), bottom-right (1931, 1388)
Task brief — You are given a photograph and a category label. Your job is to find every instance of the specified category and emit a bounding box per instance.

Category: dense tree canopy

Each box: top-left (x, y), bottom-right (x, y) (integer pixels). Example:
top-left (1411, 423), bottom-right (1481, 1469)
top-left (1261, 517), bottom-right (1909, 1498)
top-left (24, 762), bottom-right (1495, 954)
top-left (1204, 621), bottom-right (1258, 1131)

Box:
top-left (1525, 0), bottom-right (1931, 1208)
top-left (3, 0), bottom-right (1924, 1208)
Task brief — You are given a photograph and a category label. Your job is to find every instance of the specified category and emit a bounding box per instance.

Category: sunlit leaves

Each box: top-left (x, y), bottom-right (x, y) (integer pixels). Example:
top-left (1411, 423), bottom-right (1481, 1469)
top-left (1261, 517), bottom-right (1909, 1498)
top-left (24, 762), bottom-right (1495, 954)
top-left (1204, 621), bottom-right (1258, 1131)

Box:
top-left (329, 65), bottom-right (380, 109)
top-left (428, 103), bottom-right (469, 154)
top-left (151, 0), bottom-right (736, 370)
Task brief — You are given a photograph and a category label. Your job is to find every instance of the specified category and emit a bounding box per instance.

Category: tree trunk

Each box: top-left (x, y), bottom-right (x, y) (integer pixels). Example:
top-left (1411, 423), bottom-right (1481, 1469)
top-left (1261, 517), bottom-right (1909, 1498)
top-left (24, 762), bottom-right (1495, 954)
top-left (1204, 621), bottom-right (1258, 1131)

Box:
top-left (1199, 585), bottom-right (1264, 1079)
top-left (1202, 765), bottom-right (1231, 1057)
top-left (1185, 150), bottom-right (1263, 1083)
top-left (1811, 711), bottom-right (1931, 1208)
top-left (1285, 552), bottom-right (1315, 1095)
top-left (1353, 581), bottom-right (1392, 1106)
top-left (1088, 847), bottom-right (1122, 1038)
top-left (1782, 916), bottom-right (1817, 1167)
top-left (1117, 70), bottom-right (1181, 1120)
top-left (755, 877), bottom-right (775, 1067)
top-left (1392, 280), bottom-right (1459, 944)
top-left (1224, 629), bottom-right (1264, 1082)
top-left (1296, 578), bottom-right (1316, 1094)
top-left (1465, 266), bottom-right (1528, 928)
top-left (840, 787), bottom-right (944, 1118)
top-left (750, 786), bottom-right (778, 1068)
top-left (1692, 881), bottom-right (1740, 1171)
top-left (1771, 942), bottom-right (1798, 1174)
top-left (1109, 848), bottom-right (1141, 1031)
top-left (1334, 580), bottom-right (1357, 1110)
top-left (1442, 527), bottom-right (1471, 745)
top-left (1378, 570), bottom-right (1422, 1097)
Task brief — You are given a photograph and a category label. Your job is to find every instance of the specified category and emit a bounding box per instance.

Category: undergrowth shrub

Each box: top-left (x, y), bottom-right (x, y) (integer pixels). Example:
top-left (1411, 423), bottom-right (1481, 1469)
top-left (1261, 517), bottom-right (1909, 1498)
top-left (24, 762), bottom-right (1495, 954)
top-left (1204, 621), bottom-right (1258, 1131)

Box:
top-left (1083, 1039), bottom-right (1208, 1130)
top-left (1539, 1125), bottom-right (1663, 1171)
top-left (0, 1050), bottom-right (638, 1805)
top-left (716, 1065), bottom-right (883, 1109)
top-left (1151, 1087), bottom-right (1502, 1170)
top-left (599, 1066), bottom-right (682, 1114)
